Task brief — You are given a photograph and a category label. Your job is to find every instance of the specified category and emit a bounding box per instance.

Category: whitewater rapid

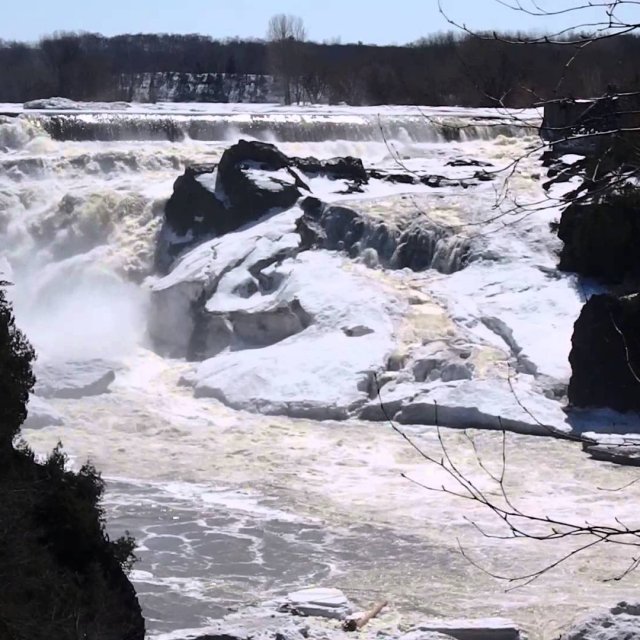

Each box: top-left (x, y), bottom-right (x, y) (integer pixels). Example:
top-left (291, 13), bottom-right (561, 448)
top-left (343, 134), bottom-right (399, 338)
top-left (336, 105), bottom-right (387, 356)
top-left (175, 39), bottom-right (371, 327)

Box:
top-left (0, 103), bottom-right (638, 640)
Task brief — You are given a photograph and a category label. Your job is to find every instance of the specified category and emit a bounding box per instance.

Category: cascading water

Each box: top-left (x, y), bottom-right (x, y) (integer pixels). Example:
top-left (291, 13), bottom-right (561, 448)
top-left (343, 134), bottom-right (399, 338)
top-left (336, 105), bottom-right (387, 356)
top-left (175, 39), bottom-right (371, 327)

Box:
top-left (0, 102), bottom-right (636, 640)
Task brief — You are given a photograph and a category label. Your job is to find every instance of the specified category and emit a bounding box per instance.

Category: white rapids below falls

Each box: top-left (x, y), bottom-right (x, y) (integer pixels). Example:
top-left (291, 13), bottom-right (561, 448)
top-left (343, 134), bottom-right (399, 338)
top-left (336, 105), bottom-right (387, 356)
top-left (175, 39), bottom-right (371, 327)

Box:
top-left (1, 103), bottom-right (639, 640)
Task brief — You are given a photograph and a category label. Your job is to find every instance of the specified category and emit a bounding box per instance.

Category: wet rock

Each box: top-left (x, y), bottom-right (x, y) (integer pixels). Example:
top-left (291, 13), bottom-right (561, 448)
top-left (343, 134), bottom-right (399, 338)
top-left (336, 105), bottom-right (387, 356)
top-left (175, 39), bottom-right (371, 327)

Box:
top-left (559, 601), bottom-right (640, 640)
top-left (297, 199), bottom-right (469, 274)
top-left (445, 158), bottom-right (493, 167)
top-left (35, 359), bottom-right (116, 399)
top-left (292, 155), bottom-right (368, 183)
top-left (558, 190), bottom-right (640, 282)
top-left (568, 293), bottom-right (640, 412)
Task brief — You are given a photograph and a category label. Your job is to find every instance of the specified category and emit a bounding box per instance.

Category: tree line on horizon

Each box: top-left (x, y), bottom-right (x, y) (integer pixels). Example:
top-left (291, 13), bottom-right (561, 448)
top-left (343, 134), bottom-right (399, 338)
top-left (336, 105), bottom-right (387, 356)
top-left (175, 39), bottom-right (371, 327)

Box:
top-left (0, 28), bottom-right (639, 106)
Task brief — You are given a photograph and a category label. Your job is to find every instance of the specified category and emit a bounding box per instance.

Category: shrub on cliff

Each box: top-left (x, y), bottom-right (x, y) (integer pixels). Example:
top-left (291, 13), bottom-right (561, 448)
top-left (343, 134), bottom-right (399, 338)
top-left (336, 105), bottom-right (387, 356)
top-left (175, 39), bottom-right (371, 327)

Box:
top-left (0, 285), bottom-right (144, 640)
top-left (0, 284), bottom-right (35, 453)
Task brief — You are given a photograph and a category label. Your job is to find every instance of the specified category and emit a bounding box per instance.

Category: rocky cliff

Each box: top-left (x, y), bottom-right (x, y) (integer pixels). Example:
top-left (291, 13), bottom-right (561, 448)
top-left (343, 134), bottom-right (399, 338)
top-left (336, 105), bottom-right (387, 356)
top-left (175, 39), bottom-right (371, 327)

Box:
top-left (120, 72), bottom-right (277, 103)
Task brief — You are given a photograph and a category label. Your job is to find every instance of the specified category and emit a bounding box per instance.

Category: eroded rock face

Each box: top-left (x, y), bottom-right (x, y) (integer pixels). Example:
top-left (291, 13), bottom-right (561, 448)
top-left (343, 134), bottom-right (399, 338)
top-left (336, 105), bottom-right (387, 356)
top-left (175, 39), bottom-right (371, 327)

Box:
top-left (297, 198), bottom-right (470, 274)
top-left (568, 293), bottom-right (640, 412)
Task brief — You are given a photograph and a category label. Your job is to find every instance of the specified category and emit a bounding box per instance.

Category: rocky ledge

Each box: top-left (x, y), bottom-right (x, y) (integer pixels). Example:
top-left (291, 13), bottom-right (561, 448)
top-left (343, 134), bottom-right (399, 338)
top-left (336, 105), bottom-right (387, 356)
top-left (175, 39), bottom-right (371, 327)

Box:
top-left (156, 139), bottom-right (485, 272)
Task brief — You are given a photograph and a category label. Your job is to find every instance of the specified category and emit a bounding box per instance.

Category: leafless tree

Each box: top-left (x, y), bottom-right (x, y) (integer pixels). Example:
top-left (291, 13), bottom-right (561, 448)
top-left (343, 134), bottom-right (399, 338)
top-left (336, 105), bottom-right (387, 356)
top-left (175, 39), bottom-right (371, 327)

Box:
top-left (378, 0), bottom-right (640, 588)
top-left (266, 14), bottom-right (307, 105)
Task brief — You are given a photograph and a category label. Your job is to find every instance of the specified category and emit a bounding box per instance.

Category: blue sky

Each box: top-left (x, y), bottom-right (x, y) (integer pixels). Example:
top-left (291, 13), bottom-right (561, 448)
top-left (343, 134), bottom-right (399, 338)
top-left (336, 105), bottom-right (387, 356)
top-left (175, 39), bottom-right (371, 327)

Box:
top-left (1, 0), bottom-right (636, 44)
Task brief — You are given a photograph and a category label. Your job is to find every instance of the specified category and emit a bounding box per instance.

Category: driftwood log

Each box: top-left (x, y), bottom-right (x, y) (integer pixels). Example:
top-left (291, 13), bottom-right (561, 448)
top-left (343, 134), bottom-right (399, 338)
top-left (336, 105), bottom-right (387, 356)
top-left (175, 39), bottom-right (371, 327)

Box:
top-left (342, 601), bottom-right (388, 632)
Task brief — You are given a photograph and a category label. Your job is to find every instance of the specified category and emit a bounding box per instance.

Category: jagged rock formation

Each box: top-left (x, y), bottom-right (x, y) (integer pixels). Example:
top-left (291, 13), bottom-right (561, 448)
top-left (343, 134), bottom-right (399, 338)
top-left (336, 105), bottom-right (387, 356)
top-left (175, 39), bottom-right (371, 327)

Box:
top-left (568, 293), bottom-right (640, 412)
top-left (157, 140), bottom-right (371, 271)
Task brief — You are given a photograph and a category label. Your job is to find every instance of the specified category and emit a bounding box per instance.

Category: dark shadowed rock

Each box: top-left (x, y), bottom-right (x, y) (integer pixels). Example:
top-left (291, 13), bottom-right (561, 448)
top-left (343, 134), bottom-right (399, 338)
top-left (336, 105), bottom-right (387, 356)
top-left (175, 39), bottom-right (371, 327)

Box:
top-left (568, 293), bottom-right (640, 411)
top-left (217, 139), bottom-right (308, 213)
top-left (558, 191), bottom-right (640, 282)
top-left (583, 441), bottom-right (640, 467)
top-left (445, 157), bottom-right (493, 167)
top-left (292, 155), bottom-right (368, 183)
top-left (164, 163), bottom-right (224, 238)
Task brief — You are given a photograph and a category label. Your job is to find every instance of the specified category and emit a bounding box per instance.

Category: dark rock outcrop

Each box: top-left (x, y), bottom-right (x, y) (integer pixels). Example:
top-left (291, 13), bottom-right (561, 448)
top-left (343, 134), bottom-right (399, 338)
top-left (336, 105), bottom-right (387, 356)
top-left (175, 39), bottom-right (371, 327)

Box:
top-left (541, 94), bottom-right (640, 156)
top-left (158, 141), bottom-right (373, 272)
top-left (165, 140), bottom-right (306, 238)
top-left (558, 191), bottom-right (640, 282)
top-left (159, 141), bottom-right (307, 270)
top-left (157, 139), bottom-right (485, 273)
top-left (568, 293), bottom-right (640, 411)
top-left (292, 155), bottom-right (368, 183)
top-left (297, 197), bottom-right (469, 273)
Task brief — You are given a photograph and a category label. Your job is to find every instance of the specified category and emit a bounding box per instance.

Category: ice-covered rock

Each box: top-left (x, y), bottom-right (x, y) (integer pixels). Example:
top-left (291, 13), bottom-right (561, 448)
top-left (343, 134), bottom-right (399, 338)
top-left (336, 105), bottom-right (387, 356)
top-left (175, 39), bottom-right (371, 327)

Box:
top-left (149, 207), bottom-right (302, 357)
top-left (24, 395), bottom-right (64, 429)
top-left (184, 250), bottom-right (398, 420)
top-left (559, 601), bottom-right (640, 640)
top-left (120, 71), bottom-right (276, 103)
top-left (401, 618), bottom-right (521, 640)
top-left (280, 587), bottom-right (353, 620)
top-left (367, 377), bottom-right (572, 436)
top-left (429, 262), bottom-right (583, 382)
top-left (159, 140), bottom-right (307, 269)
top-left (23, 97), bottom-right (132, 111)
top-left (34, 359), bottom-right (116, 398)
top-left (398, 633), bottom-right (456, 640)
top-left (159, 140), bottom-right (377, 271)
